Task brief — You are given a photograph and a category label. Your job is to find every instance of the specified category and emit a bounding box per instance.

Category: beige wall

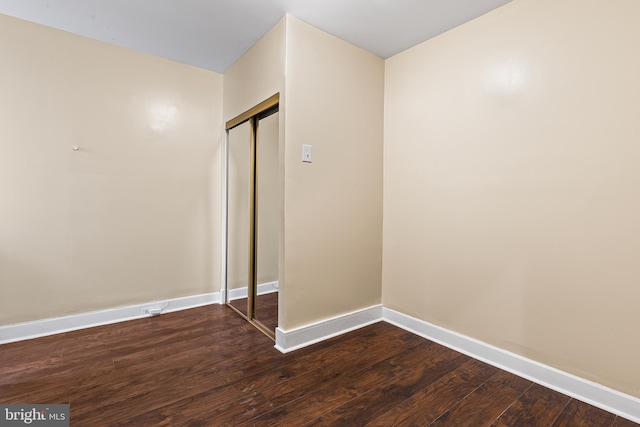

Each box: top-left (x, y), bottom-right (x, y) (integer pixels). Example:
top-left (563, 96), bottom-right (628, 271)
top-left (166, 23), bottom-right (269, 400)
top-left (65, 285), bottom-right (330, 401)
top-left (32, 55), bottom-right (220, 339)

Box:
top-left (223, 18), bottom-right (286, 123)
top-left (282, 16), bottom-right (384, 330)
top-left (383, 0), bottom-right (640, 397)
top-left (0, 14), bottom-right (223, 325)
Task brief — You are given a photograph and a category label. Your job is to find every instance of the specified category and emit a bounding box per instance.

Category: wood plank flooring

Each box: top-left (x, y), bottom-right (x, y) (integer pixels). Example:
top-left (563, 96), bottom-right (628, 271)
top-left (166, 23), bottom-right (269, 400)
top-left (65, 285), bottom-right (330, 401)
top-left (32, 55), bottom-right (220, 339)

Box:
top-left (0, 305), bottom-right (636, 426)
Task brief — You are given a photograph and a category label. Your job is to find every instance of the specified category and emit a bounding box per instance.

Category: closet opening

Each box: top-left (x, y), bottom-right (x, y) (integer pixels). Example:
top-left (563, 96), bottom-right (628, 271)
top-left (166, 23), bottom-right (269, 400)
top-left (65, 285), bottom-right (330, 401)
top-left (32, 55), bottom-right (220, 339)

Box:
top-left (225, 94), bottom-right (279, 340)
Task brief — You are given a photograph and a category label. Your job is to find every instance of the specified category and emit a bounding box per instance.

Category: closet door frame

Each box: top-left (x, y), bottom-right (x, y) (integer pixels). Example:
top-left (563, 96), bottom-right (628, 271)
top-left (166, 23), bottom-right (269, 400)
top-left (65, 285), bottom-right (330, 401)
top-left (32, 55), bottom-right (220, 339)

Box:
top-left (224, 93), bottom-right (279, 340)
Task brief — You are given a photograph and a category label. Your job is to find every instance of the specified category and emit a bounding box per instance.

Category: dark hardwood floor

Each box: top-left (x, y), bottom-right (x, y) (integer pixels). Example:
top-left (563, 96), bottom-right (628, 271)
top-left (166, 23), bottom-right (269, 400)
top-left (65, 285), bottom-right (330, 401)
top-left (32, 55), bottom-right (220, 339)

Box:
top-left (0, 305), bottom-right (636, 426)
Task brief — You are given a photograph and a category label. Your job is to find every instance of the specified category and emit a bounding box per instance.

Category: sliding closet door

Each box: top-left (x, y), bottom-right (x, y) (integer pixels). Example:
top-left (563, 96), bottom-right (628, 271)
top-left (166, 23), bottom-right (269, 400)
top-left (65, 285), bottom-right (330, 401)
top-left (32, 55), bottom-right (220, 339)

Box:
top-left (254, 111), bottom-right (279, 332)
top-left (225, 94), bottom-right (279, 339)
top-left (226, 120), bottom-right (252, 318)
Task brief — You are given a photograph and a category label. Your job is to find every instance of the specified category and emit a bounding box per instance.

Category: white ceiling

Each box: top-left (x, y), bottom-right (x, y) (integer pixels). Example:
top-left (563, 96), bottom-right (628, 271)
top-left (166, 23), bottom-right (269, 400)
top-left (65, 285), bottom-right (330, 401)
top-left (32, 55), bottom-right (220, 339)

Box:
top-left (0, 0), bottom-right (514, 73)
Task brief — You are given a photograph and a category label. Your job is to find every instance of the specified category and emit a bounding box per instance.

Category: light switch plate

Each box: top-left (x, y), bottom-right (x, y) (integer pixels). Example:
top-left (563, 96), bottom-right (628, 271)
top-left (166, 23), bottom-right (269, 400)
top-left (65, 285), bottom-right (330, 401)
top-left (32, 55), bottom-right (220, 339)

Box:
top-left (302, 144), bottom-right (312, 163)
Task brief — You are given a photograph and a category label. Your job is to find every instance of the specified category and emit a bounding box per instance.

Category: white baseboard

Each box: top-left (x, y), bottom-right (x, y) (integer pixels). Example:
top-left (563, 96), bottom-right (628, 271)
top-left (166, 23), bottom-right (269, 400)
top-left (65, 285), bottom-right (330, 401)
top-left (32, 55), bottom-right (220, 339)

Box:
top-left (228, 281), bottom-right (279, 301)
top-left (274, 305), bottom-right (383, 353)
top-left (382, 307), bottom-right (640, 424)
top-left (0, 292), bottom-right (220, 345)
